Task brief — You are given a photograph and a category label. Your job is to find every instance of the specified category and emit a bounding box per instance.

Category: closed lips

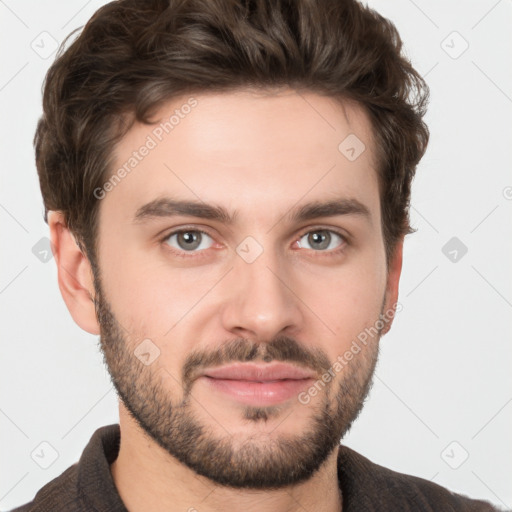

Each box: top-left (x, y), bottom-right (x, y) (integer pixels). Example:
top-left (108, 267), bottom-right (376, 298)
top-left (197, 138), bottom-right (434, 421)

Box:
top-left (202, 363), bottom-right (316, 381)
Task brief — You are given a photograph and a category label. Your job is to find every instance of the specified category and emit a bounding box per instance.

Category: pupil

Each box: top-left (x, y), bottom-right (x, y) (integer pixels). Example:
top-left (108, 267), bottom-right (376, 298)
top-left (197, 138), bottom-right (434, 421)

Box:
top-left (309, 231), bottom-right (330, 250)
top-left (179, 231), bottom-right (200, 250)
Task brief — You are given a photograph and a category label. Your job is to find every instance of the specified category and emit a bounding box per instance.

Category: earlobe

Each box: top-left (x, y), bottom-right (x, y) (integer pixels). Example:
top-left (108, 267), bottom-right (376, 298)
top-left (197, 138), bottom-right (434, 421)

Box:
top-left (381, 238), bottom-right (404, 336)
top-left (48, 211), bottom-right (101, 335)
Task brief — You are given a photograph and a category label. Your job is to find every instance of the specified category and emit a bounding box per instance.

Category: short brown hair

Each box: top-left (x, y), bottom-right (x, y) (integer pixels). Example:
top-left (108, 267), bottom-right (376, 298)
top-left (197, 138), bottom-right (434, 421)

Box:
top-left (35, 0), bottom-right (429, 269)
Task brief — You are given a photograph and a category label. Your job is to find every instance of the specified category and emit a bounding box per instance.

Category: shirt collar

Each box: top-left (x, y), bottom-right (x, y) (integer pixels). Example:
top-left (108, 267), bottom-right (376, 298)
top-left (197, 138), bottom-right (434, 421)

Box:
top-left (77, 423), bottom-right (375, 511)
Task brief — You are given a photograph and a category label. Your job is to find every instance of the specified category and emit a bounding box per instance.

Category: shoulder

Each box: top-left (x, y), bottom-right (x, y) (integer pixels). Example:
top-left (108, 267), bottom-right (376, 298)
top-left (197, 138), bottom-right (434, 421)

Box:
top-left (8, 424), bottom-right (123, 512)
top-left (337, 444), bottom-right (502, 511)
top-left (8, 463), bottom-right (80, 512)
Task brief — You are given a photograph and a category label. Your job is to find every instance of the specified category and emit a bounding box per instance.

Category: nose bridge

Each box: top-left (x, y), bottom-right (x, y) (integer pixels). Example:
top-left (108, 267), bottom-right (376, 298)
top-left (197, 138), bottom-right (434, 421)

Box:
top-left (221, 237), bottom-right (302, 339)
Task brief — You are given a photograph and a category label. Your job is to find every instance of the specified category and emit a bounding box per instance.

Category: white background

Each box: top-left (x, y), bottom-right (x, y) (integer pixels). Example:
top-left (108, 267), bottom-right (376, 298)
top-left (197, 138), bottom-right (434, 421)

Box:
top-left (1, 0), bottom-right (511, 510)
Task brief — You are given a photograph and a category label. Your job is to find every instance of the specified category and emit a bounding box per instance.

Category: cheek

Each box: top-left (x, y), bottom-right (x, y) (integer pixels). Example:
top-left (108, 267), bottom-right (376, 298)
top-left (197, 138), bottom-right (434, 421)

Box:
top-left (100, 243), bottom-right (226, 338)
top-left (299, 263), bottom-right (386, 349)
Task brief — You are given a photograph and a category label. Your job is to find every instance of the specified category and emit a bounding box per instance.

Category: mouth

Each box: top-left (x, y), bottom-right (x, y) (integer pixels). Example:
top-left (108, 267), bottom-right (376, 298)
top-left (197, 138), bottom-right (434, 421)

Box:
top-left (198, 362), bottom-right (316, 406)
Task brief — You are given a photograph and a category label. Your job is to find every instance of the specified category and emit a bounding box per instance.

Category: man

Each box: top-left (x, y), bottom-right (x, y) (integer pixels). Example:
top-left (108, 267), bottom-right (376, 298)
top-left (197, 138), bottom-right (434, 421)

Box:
top-left (13, 0), bottom-right (500, 510)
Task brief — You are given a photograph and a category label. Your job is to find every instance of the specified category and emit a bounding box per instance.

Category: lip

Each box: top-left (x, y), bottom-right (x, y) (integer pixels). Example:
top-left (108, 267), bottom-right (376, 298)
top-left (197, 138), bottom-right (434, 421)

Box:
top-left (199, 363), bottom-right (316, 406)
top-left (202, 362), bottom-right (316, 381)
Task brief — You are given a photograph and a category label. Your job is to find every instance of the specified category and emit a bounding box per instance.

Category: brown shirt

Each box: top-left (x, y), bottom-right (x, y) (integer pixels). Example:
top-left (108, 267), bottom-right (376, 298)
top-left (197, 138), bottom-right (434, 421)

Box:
top-left (10, 424), bottom-right (500, 511)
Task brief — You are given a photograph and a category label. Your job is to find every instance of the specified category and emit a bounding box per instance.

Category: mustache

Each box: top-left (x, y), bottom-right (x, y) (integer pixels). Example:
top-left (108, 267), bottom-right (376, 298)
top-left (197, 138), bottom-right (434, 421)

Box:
top-left (182, 335), bottom-right (331, 392)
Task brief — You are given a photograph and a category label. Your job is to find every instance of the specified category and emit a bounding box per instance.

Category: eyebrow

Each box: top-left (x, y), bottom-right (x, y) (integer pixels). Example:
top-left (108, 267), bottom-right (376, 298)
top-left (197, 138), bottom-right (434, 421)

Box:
top-left (133, 196), bottom-right (371, 225)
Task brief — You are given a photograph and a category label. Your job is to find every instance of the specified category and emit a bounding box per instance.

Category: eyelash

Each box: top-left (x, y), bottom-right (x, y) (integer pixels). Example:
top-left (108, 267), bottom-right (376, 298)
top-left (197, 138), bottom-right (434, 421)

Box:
top-left (159, 226), bottom-right (349, 259)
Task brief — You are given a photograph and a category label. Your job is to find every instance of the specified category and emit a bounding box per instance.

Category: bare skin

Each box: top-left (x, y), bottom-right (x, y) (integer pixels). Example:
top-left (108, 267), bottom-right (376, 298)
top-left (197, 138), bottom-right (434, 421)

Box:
top-left (49, 88), bottom-right (403, 512)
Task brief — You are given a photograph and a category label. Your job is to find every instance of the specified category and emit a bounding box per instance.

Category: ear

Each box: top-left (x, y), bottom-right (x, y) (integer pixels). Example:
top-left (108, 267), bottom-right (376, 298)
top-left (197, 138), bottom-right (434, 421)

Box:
top-left (48, 211), bottom-right (100, 335)
top-left (381, 237), bottom-right (404, 336)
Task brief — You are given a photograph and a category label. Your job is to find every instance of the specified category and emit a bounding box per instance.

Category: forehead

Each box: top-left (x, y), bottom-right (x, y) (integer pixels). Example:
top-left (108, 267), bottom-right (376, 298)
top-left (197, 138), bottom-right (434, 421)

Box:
top-left (104, 88), bottom-right (380, 225)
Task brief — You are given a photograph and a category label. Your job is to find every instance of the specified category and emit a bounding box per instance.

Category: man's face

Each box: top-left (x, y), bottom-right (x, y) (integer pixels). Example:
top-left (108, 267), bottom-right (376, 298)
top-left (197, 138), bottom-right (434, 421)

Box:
top-left (93, 88), bottom-right (399, 488)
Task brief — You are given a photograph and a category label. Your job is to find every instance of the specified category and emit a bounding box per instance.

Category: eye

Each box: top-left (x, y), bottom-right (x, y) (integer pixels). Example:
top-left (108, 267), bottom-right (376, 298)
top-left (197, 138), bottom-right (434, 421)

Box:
top-left (296, 229), bottom-right (345, 252)
top-left (164, 229), bottom-right (214, 252)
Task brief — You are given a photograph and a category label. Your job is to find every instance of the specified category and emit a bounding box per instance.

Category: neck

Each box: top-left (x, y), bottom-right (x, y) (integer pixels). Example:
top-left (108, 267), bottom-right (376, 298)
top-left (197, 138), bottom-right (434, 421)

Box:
top-left (110, 404), bottom-right (343, 512)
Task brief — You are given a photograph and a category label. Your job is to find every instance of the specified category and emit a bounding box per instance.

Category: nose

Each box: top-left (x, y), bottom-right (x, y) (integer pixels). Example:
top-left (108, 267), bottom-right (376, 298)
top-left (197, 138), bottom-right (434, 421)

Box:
top-left (219, 246), bottom-right (304, 342)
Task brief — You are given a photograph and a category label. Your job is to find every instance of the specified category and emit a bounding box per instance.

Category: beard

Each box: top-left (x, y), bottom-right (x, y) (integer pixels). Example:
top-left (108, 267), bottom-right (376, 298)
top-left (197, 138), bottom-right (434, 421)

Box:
top-left (93, 274), bottom-right (383, 490)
